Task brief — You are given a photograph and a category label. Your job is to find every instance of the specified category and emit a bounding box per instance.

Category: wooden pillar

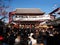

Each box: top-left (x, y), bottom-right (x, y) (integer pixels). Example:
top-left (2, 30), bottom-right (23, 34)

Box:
top-left (9, 12), bottom-right (12, 23)
top-left (30, 24), bottom-right (31, 29)
top-left (24, 24), bottom-right (26, 28)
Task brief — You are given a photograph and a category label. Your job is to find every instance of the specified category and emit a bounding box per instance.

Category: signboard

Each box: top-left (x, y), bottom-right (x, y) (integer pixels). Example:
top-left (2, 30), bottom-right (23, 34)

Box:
top-left (13, 15), bottom-right (51, 21)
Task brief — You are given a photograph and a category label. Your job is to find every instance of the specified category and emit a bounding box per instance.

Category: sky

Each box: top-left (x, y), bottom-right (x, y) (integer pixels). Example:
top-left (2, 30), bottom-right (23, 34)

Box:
top-left (11, 0), bottom-right (60, 14)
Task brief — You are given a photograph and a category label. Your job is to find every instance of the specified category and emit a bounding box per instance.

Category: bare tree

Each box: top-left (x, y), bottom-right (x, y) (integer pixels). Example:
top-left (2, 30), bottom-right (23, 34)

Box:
top-left (0, 0), bottom-right (12, 21)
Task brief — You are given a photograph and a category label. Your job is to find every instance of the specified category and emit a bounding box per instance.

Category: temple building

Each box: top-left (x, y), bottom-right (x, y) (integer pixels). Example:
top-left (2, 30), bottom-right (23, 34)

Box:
top-left (9, 8), bottom-right (51, 28)
top-left (49, 7), bottom-right (60, 25)
top-left (49, 7), bottom-right (60, 18)
top-left (49, 7), bottom-right (60, 15)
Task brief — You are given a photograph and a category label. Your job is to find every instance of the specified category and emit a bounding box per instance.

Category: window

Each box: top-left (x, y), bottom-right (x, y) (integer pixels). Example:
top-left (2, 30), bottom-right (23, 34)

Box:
top-left (15, 15), bottom-right (20, 18)
top-left (29, 16), bottom-right (36, 18)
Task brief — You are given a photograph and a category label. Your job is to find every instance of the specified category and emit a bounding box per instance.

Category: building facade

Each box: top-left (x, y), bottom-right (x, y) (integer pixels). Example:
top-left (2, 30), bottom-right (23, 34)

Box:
top-left (9, 8), bottom-right (51, 28)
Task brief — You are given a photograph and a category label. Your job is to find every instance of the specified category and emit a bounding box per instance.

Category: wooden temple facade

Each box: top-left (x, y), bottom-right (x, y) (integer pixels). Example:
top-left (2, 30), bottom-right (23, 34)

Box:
top-left (9, 8), bottom-right (51, 28)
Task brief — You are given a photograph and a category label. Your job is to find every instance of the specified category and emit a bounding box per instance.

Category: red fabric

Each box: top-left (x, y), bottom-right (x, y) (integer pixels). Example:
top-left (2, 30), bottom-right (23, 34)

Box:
top-left (0, 36), bottom-right (4, 41)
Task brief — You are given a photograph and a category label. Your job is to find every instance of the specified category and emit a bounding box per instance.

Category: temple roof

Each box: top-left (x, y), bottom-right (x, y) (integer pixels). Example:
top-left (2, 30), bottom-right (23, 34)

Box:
top-left (15, 8), bottom-right (44, 14)
top-left (49, 7), bottom-right (60, 14)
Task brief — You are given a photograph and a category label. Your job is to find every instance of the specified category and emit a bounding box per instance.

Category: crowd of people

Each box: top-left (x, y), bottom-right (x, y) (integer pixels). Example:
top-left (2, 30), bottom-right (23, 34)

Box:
top-left (0, 23), bottom-right (60, 45)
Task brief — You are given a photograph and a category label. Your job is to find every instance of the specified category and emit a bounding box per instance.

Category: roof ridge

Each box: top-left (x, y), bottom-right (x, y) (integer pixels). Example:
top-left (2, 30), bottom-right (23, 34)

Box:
top-left (16, 8), bottom-right (40, 9)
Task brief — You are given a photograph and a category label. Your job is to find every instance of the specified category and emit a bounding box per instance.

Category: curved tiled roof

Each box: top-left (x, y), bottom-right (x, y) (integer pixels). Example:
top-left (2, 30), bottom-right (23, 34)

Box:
top-left (49, 7), bottom-right (60, 14)
top-left (15, 8), bottom-right (44, 14)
